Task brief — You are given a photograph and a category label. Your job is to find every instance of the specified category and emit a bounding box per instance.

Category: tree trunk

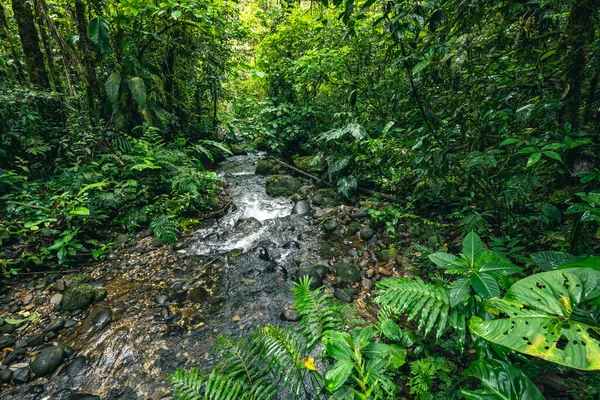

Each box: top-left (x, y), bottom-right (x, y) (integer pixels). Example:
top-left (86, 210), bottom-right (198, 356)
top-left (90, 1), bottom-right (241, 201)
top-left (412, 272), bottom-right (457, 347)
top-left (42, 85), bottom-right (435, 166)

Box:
top-left (33, 0), bottom-right (61, 92)
top-left (74, 0), bottom-right (100, 116)
top-left (10, 0), bottom-right (50, 89)
top-left (559, 0), bottom-right (600, 130)
top-left (0, 4), bottom-right (26, 85)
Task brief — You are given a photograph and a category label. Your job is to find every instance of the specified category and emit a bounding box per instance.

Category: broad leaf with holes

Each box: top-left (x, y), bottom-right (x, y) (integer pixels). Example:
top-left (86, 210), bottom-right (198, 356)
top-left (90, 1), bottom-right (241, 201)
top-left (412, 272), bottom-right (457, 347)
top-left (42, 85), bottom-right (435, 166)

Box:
top-left (470, 268), bottom-right (600, 370)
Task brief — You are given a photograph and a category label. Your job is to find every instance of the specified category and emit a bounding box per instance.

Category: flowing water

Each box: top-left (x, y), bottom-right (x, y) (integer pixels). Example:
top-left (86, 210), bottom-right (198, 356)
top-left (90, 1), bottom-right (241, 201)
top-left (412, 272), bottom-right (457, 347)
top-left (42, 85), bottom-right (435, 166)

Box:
top-left (4, 153), bottom-right (326, 400)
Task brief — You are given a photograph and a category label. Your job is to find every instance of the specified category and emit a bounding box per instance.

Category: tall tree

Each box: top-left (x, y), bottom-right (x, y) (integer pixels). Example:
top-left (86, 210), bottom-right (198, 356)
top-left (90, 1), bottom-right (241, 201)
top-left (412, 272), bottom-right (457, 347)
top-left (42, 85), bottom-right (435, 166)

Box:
top-left (74, 0), bottom-right (100, 116)
top-left (33, 0), bottom-right (61, 91)
top-left (0, 4), bottom-right (25, 84)
top-left (559, 0), bottom-right (600, 130)
top-left (10, 0), bottom-right (49, 89)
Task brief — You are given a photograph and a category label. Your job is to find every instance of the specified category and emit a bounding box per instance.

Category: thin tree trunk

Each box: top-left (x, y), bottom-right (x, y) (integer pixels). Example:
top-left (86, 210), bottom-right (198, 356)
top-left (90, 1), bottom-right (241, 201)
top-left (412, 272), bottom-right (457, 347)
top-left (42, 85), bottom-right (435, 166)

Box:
top-left (558, 0), bottom-right (600, 130)
top-left (74, 0), bottom-right (100, 116)
top-left (33, 0), bottom-right (61, 91)
top-left (0, 4), bottom-right (26, 85)
top-left (10, 0), bottom-right (50, 89)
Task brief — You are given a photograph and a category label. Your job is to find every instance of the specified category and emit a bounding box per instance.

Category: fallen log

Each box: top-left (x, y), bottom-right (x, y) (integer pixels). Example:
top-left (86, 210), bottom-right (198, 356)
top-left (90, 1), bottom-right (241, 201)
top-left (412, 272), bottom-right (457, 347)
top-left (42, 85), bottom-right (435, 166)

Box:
top-left (268, 158), bottom-right (406, 205)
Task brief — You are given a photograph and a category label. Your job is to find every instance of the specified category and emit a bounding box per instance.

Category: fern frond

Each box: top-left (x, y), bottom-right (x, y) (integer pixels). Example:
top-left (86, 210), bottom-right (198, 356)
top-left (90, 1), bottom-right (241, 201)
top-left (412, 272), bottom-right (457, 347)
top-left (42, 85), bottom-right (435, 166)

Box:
top-left (257, 325), bottom-right (310, 397)
top-left (293, 276), bottom-right (344, 350)
top-left (375, 277), bottom-right (450, 339)
top-left (150, 214), bottom-right (179, 243)
top-left (171, 368), bottom-right (246, 400)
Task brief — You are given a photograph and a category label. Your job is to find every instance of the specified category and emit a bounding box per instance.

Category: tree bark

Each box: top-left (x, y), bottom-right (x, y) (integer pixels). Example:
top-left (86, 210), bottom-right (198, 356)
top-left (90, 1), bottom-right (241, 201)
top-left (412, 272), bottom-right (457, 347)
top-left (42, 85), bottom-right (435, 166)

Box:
top-left (0, 4), bottom-right (26, 85)
top-left (74, 0), bottom-right (100, 116)
top-left (559, 0), bottom-right (600, 130)
top-left (33, 0), bottom-right (61, 91)
top-left (10, 0), bottom-right (50, 89)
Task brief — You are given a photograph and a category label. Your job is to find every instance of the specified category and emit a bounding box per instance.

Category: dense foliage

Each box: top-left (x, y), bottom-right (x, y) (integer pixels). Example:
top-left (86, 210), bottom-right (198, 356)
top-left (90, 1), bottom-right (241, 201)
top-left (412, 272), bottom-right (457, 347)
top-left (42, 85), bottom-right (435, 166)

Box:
top-left (2, 0), bottom-right (600, 398)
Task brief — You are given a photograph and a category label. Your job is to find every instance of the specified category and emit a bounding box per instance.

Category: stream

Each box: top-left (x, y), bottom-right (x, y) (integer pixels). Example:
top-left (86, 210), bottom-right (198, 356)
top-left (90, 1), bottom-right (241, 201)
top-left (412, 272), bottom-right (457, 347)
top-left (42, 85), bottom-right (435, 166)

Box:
top-left (1, 153), bottom-right (338, 399)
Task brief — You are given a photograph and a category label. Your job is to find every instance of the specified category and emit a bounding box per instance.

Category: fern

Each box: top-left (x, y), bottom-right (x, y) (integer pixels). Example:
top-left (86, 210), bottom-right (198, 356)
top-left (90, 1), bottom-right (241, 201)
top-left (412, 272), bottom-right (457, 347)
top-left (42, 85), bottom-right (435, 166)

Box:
top-left (150, 214), bottom-right (179, 243)
top-left (171, 368), bottom-right (246, 400)
top-left (375, 277), bottom-right (450, 339)
top-left (293, 276), bottom-right (344, 350)
top-left (407, 357), bottom-right (457, 400)
top-left (374, 305), bottom-right (415, 347)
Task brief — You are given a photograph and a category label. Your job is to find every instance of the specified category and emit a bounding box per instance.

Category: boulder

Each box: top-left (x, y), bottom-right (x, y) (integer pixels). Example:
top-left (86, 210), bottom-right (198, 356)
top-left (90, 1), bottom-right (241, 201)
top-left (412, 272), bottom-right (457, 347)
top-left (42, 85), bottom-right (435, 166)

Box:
top-left (12, 367), bottom-right (29, 384)
top-left (359, 225), bottom-right (375, 241)
top-left (265, 175), bottom-right (302, 196)
top-left (255, 159), bottom-right (279, 175)
top-left (292, 156), bottom-right (324, 172)
top-left (335, 263), bottom-right (361, 285)
top-left (294, 268), bottom-right (323, 290)
top-left (346, 221), bottom-right (361, 236)
top-left (62, 284), bottom-right (95, 311)
top-left (312, 188), bottom-right (338, 207)
top-left (30, 346), bottom-right (64, 377)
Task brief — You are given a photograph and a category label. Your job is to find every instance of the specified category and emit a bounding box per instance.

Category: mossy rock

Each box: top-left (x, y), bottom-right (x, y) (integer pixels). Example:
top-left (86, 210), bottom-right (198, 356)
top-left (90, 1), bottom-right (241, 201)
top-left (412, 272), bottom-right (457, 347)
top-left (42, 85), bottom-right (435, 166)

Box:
top-left (323, 219), bottom-right (338, 233)
top-left (62, 284), bottom-right (95, 311)
top-left (255, 159), bottom-right (279, 176)
top-left (253, 137), bottom-right (269, 151)
top-left (93, 289), bottom-right (107, 302)
top-left (67, 273), bottom-right (91, 284)
top-left (346, 221), bottom-right (361, 236)
top-left (265, 175), bottom-right (302, 197)
top-left (335, 262), bottom-right (361, 284)
top-left (312, 188), bottom-right (339, 207)
top-left (376, 249), bottom-right (398, 262)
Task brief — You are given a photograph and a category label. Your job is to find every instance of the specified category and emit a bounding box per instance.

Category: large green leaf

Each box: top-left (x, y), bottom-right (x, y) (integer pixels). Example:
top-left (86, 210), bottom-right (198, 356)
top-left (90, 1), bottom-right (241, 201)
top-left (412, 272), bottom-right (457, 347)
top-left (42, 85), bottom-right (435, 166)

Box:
top-left (471, 271), bottom-right (500, 299)
top-left (105, 73), bottom-right (121, 104)
top-left (470, 268), bottom-right (600, 370)
top-left (128, 77), bottom-right (147, 109)
top-left (461, 359), bottom-right (544, 400)
top-left (449, 276), bottom-right (471, 306)
top-left (88, 18), bottom-right (110, 55)
top-left (463, 231), bottom-right (483, 268)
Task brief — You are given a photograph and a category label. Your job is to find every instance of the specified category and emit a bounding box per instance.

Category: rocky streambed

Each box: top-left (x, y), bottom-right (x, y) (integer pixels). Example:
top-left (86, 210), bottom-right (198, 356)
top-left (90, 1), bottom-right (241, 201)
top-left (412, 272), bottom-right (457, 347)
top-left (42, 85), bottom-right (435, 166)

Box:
top-left (0, 153), bottom-right (413, 399)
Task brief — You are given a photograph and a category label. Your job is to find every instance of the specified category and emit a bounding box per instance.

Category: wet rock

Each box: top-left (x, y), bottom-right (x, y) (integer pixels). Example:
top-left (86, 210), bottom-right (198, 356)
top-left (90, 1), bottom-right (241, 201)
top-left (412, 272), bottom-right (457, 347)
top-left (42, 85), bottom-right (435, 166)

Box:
top-left (312, 264), bottom-right (331, 277)
top-left (0, 336), bottom-right (16, 349)
top-left (44, 318), bottom-right (65, 333)
top-left (359, 226), bottom-right (375, 241)
top-left (30, 346), bottom-right (64, 377)
top-left (290, 193), bottom-right (302, 202)
top-left (256, 247), bottom-right (269, 261)
top-left (231, 144), bottom-right (247, 155)
top-left (15, 339), bottom-right (28, 349)
top-left (294, 268), bottom-right (323, 290)
top-left (151, 237), bottom-right (163, 247)
top-left (312, 188), bottom-right (338, 207)
top-left (85, 307), bottom-right (112, 333)
top-left (365, 269), bottom-right (375, 279)
top-left (34, 282), bottom-right (46, 290)
top-left (161, 308), bottom-right (170, 320)
top-left (376, 249), bottom-right (398, 262)
top-left (334, 289), bottom-right (353, 303)
top-left (65, 356), bottom-right (87, 377)
top-left (62, 284), bottom-right (95, 311)
top-left (3, 349), bottom-right (24, 365)
top-left (64, 319), bottom-right (77, 329)
top-left (378, 266), bottom-right (393, 277)
top-left (352, 209), bottom-right (369, 219)
top-left (346, 221), bottom-right (361, 236)
top-left (60, 344), bottom-right (75, 358)
top-left (348, 248), bottom-right (359, 258)
top-left (135, 230), bottom-right (151, 239)
top-left (265, 174), bottom-right (302, 196)
top-left (335, 262), bottom-right (361, 284)
top-left (27, 334), bottom-right (45, 347)
top-left (154, 294), bottom-right (169, 305)
top-left (0, 368), bottom-right (11, 383)
top-left (362, 278), bottom-right (374, 290)
top-left (187, 286), bottom-right (209, 303)
top-left (113, 234), bottom-right (130, 248)
top-left (93, 289), bottom-right (107, 302)
top-left (22, 293), bottom-right (33, 306)
top-left (282, 240), bottom-right (300, 249)
top-left (66, 273), bottom-right (91, 285)
top-left (322, 219), bottom-right (338, 233)
top-left (280, 309), bottom-right (301, 322)
top-left (292, 200), bottom-right (310, 215)
top-left (53, 279), bottom-right (66, 292)
top-left (50, 293), bottom-right (64, 305)
top-left (106, 253), bottom-right (119, 261)
top-left (255, 159), bottom-right (279, 175)
top-left (12, 366), bottom-right (29, 383)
